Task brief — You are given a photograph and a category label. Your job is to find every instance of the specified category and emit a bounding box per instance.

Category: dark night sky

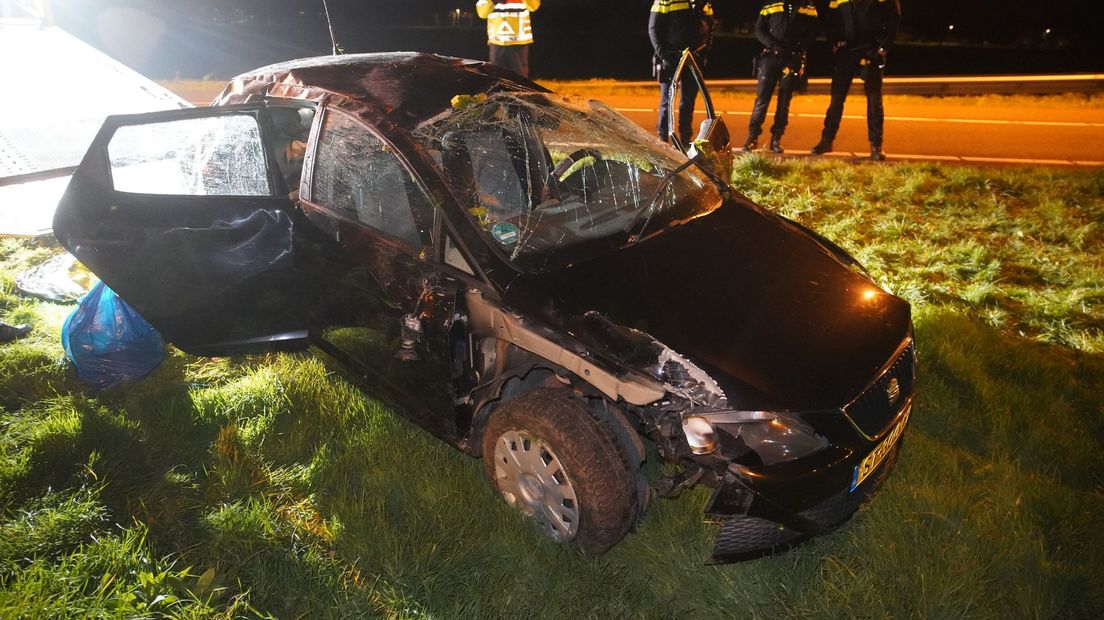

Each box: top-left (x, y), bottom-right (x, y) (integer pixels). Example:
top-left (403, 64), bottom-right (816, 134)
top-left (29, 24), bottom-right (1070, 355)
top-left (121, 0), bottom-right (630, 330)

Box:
top-left (53, 0), bottom-right (1104, 44)
top-left (48, 1), bottom-right (1104, 78)
top-left (307, 0), bottom-right (1100, 44)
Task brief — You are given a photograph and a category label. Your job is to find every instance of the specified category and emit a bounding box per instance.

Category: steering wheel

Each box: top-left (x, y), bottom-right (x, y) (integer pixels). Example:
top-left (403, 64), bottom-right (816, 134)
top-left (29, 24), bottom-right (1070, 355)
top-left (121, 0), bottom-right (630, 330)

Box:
top-left (550, 148), bottom-right (603, 183)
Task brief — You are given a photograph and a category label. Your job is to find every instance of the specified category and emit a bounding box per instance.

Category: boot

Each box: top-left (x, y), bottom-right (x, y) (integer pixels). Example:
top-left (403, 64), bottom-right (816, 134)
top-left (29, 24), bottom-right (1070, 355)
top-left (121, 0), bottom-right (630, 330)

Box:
top-left (870, 144), bottom-right (886, 161)
top-left (740, 137), bottom-right (758, 152)
top-left (769, 136), bottom-right (784, 154)
top-left (0, 322), bottom-right (31, 342)
top-left (810, 139), bottom-right (833, 155)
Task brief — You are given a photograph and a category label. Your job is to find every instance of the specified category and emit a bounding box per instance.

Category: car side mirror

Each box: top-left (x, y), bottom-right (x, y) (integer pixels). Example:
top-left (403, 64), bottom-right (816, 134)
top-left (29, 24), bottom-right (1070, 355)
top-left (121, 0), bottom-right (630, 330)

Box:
top-left (686, 116), bottom-right (733, 184)
top-left (693, 117), bottom-right (730, 153)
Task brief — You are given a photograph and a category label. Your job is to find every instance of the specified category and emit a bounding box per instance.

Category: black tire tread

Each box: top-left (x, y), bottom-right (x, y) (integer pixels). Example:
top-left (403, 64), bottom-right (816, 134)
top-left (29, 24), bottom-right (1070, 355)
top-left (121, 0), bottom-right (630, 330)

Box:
top-left (481, 388), bottom-right (639, 554)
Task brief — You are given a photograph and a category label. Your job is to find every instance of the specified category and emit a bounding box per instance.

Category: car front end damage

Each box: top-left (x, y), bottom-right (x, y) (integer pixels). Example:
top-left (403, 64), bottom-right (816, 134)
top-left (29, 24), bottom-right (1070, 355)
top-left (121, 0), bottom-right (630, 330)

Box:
top-left (684, 337), bottom-right (914, 562)
top-left (461, 280), bottom-right (916, 562)
top-left (475, 188), bottom-right (918, 561)
top-left (612, 326), bottom-right (916, 563)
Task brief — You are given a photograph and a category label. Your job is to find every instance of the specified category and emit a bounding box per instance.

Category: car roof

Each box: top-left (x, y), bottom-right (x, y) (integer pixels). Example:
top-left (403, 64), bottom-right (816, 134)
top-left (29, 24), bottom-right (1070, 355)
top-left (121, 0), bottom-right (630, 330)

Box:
top-left (213, 52), bottom-right (545, 130)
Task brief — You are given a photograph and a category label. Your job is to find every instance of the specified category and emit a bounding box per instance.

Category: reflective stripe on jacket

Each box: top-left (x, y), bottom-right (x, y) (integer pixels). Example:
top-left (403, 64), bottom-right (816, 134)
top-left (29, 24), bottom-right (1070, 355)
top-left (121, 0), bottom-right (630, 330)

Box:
top-left (476, 1), bottom-right (540, 46)
top-left (651, 0), bottom-right (691, 13)
top-left (755, 1), bottom-right (819, 52)
top-left (649, 0), bottom-right (713, 58)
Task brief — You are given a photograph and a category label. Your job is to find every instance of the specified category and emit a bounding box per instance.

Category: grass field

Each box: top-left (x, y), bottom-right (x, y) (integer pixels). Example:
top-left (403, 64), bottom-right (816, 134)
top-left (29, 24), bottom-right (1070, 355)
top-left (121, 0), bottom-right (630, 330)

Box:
top-left (1, 158), bottom-right (1101, 618)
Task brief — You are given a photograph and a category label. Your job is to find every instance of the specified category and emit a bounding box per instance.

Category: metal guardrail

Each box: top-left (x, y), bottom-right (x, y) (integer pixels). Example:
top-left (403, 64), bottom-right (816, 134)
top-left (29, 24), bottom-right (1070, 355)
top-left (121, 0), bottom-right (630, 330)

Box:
top-left (592, 74), bottom-right (1104, 96)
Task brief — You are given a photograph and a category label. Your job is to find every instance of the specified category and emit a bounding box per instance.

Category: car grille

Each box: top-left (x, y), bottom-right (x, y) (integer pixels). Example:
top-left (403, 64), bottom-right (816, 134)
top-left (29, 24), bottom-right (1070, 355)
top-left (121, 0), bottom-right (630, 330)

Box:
top-left (845, 339), bottom-right (915, 438)
top-left (710, 440), bottom-right (902, 562)
top-left (711, 516), bottom-right (802, 560)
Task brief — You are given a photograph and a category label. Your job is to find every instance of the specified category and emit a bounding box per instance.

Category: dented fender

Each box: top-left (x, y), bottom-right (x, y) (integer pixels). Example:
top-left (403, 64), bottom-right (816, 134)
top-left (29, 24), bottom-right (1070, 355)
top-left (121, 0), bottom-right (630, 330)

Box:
top-left (464, 289), bottom-right (665, 406)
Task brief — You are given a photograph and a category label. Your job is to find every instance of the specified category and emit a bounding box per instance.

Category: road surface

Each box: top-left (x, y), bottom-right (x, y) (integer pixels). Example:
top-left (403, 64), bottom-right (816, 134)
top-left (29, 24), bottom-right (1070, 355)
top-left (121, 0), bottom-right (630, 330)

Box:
top-left (169, 81), bottom-right (1104, 166)
top-left (600, 92), bottom-right (1104, 166)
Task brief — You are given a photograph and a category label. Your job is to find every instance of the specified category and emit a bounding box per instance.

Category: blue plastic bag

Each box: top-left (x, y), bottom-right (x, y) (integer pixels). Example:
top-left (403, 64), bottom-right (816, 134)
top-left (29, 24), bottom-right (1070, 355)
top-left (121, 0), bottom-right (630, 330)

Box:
top-left (62, 281), bottom-right (165, 389)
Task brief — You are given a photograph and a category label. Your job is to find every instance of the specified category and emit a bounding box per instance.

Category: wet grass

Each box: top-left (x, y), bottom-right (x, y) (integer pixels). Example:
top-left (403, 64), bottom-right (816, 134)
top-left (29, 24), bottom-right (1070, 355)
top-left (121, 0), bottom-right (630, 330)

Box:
top-left (0, 160), bottom-right (1102, 618)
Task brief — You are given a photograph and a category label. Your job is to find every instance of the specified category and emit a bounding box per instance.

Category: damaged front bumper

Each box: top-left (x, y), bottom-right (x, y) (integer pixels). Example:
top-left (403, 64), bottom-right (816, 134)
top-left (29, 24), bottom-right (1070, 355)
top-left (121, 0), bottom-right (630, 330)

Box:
top-left (703, 399), bottom-right (912, 564)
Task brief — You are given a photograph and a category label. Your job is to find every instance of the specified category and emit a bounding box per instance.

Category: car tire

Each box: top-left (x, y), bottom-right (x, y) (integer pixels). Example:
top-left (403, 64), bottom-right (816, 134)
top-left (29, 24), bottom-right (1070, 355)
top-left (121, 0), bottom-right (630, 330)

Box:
top-left (481, 388), bottom-right (640, 554)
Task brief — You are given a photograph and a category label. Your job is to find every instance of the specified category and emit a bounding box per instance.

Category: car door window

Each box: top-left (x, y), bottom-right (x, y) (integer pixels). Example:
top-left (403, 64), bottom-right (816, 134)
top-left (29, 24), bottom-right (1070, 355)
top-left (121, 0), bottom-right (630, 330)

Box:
top-left (108, 114), bottom-right (271, 196)
top-left (311, 111), bottom-right (431, 248)
top-left (444, 234), bottom-right (475, 275)
top-left (268, 106), bottom-right (315, 194)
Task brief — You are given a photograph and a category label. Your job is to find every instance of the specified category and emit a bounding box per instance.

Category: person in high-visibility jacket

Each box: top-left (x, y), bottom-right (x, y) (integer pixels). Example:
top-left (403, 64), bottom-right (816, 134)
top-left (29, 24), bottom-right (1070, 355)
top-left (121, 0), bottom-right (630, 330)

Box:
top-left (649, 0), bottom-right (715, 146)
top-left (742, 1), bottom-right (819, 154)
top-left (476, 1), bottom-right (541, 78)
top-left (810, 0), bottom-right (900, 161)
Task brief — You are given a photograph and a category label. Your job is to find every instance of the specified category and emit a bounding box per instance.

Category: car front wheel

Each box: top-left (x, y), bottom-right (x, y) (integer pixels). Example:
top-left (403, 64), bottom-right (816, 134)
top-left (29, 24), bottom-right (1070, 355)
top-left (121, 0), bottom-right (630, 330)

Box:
top-left (481, 388), bottom-right (641, 553)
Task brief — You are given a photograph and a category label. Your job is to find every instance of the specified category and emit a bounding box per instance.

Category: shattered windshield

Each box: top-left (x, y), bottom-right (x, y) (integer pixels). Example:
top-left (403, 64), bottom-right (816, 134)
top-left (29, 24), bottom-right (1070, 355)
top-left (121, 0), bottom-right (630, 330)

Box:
top-left (413, 93), bottom-right (722, 271)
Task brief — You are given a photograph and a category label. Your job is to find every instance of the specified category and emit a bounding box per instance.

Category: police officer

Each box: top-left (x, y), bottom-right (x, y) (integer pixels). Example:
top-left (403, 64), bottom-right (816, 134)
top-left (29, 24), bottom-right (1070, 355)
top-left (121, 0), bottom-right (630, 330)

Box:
top-left (742, 0), bottom-right (819, 153)
top-left (476, 1), bottom-right (541, 78)
top-left (810, 0), bottom-right (900, 161)
top-left (649, 0), bottom-right (715, 146)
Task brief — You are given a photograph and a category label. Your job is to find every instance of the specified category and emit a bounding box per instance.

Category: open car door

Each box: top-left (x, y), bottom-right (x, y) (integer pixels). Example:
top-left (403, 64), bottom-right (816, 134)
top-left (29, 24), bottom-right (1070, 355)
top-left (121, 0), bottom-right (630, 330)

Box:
top-left (665, 48), bottom-right (730, 156)
top-left (53, 103), bottom-right (326, 356)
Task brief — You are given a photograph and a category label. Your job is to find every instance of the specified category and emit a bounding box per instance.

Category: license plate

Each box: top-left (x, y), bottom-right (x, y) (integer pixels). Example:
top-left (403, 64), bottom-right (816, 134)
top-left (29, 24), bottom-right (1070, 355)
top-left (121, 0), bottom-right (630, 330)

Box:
top-left (850, 403), bottom-right (911, 492)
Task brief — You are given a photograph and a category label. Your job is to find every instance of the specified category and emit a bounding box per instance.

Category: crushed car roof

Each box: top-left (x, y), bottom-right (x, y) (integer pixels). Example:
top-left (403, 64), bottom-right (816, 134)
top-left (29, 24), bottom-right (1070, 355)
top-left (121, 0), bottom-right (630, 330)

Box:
top-left (213, 52), bottom-right (546, 130)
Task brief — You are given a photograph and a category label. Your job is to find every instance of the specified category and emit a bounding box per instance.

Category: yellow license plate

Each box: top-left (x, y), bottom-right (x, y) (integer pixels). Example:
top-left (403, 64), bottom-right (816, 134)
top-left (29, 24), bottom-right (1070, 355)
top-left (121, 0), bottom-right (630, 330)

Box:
top-left (850, 403), bottom-right (911, 492)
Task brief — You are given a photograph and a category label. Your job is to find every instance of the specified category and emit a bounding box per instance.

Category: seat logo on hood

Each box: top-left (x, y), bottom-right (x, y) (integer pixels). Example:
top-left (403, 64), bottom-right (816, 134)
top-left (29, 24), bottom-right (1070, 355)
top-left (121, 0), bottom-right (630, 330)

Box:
top-left (886, 377), bottom-right (901, 407)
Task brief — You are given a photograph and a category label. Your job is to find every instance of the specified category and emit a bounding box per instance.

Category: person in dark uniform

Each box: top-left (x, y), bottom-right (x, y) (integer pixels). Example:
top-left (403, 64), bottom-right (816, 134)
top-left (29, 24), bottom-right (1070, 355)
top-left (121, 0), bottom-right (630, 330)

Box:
top-left (742, 0), bottom-right (819, 153)
top-left (810, 0), bottom-right (900, 161)
top-left (476, 1), bottom-right (541, 78)
top-left (649, 0), bottom-right (715, 146)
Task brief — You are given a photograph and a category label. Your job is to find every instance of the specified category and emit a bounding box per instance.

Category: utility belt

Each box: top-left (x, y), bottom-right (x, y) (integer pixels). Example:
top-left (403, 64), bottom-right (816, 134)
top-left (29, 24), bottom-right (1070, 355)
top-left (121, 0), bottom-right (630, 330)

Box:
top-left (858, 56), bottom-right (884, 81)
top-left (855, 50), bottom-right (886, 82)
top-left (838, 43), bottom-right (886, 81)
top-left (752, 49), bottom-right (808, 92)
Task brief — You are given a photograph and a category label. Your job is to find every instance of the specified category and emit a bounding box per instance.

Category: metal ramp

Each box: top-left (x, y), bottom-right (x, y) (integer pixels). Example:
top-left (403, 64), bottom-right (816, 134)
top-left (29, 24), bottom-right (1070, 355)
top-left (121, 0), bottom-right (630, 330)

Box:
top-left (0, 0), bottom-right (189, 235)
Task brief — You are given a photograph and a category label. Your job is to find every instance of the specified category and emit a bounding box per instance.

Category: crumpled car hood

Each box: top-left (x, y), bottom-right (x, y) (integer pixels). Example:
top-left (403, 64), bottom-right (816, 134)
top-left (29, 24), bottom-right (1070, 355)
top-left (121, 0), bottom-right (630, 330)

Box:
top-left (214, 52), bottom-right (544, 132)
top-left (503, 197), bottom-right (912, 411)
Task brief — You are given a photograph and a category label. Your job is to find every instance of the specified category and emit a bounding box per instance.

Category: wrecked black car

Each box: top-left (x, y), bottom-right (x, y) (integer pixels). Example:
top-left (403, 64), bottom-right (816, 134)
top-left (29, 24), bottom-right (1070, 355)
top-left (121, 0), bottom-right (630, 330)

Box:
top-left (53, 53), bottom-right (915, 563)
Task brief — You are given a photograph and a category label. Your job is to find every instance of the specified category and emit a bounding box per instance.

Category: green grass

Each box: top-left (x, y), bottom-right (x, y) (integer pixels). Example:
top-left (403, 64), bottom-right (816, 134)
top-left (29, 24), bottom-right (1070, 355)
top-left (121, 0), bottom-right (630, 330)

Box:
top-left (1, 160), bottom-right (1102, 618)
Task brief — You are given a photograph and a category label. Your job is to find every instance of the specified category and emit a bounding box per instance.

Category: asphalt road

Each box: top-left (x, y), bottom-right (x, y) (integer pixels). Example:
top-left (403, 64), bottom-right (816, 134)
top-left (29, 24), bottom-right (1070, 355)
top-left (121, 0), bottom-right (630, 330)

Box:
top-left (601, 92), bottom-right (1104, 166)
top-left (171, 82), bottom-right (1104, 166)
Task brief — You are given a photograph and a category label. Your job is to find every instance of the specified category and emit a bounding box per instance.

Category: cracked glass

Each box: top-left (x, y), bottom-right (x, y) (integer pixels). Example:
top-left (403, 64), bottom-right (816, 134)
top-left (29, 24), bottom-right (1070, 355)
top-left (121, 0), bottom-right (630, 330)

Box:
top-left (413, 92), bottom-right (723, 271)
top-left (108, 114), bottom-right (270, 196)
top-left (312, 111), bottom-right (431, 248)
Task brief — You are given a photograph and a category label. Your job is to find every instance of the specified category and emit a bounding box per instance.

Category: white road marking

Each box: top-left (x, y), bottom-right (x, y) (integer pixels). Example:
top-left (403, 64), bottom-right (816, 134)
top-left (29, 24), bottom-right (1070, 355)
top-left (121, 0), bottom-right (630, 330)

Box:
top-left (623, 102), bottom-right (1104, 165)
top-left (612, 73), bottom-right (1104, 88)
top-left (875, 115), bottom-right (1104, 128)
top-left (880, 153), bottom-right (962, 161)
top-left (614, 108), bottom-right (1104, 128)
top-left (746, 151), bottom-right (1104, 166)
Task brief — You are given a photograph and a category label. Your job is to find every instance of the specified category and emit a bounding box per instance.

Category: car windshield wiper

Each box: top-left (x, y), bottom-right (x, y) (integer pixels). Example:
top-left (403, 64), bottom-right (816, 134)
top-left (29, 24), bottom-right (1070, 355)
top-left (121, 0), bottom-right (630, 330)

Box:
top-left (624, 153), bottom-right (703, 246)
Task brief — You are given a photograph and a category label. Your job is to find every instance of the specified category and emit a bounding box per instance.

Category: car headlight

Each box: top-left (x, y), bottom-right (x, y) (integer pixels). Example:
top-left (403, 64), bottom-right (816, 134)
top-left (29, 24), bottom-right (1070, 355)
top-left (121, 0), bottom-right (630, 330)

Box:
top-left (682, 411), bottom-right (827, 464)
top-left (682, 415), bottom-right (718, 455)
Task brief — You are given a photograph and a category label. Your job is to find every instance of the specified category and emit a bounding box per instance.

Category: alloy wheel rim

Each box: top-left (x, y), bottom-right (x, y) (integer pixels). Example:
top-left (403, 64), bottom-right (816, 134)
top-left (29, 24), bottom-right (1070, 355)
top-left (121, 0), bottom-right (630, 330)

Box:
top-left (493, 429), bottom-right (579, 542)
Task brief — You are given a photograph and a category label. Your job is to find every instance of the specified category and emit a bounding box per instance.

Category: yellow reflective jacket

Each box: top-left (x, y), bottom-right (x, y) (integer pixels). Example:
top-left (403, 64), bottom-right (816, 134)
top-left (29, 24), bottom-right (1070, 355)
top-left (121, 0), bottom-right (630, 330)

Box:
top-left (476, 1), bottom-right (541, 46)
